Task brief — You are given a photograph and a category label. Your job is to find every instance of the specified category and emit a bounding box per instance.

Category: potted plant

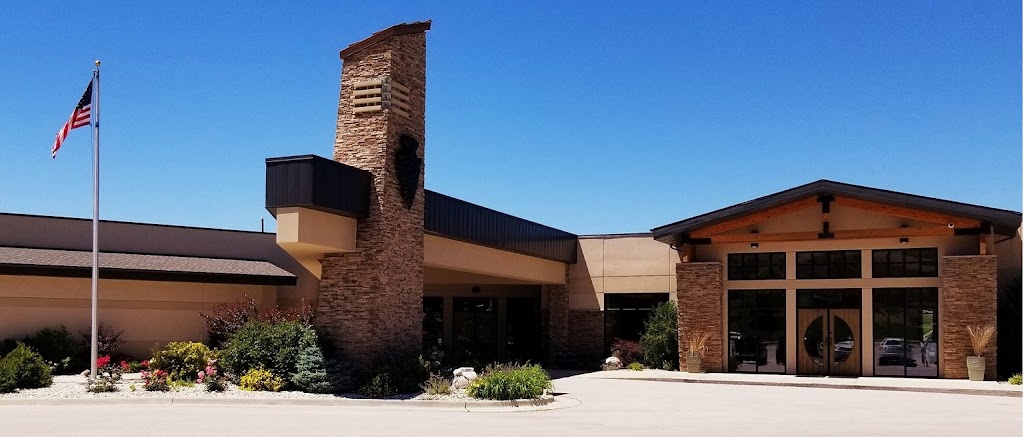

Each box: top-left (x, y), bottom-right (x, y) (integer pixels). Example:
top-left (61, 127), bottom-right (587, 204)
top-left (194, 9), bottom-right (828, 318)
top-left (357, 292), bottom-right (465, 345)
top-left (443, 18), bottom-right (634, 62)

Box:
top-left (966, 324), bottom-right (995, 381)
top-left (684, 331), bottom-right (711, 373)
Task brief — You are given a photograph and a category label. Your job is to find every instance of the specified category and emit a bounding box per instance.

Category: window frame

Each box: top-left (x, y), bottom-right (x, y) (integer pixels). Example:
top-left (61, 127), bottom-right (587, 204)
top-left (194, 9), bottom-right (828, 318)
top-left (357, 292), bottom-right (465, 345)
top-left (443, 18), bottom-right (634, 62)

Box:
top-left (871, 248), bottom-right (939, 278)
top-left (727, 252), bottom-right (787, 280)
top-left (795, 250), bottom-right (862, 279)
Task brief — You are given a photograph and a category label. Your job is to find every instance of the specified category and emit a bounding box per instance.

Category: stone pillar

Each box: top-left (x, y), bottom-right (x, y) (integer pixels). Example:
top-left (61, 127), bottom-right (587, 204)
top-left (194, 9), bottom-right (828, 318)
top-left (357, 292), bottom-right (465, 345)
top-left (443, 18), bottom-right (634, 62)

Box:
top-left (677, 262), bottom-right (724, 372)
top-left (317, 22), bottom-right (430, 368)
top-left (544, 283), bottom-right (568, 363)
top-left (568, 310), bottom-right (605, 359)
top-left (941, 255), bottom-right (998, 380)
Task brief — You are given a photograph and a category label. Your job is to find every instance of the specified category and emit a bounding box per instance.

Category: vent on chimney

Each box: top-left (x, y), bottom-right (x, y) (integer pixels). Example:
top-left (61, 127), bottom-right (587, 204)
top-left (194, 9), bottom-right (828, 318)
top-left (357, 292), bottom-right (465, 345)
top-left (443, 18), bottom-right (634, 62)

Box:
top-left (352, 77), bottom-right (411, 117)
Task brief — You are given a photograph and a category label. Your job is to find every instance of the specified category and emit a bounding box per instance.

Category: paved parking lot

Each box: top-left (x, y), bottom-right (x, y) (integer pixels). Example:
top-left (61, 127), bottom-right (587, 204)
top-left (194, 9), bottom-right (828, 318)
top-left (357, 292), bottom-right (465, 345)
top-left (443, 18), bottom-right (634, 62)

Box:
top-left (1, 373), bottom-right (1020, 436)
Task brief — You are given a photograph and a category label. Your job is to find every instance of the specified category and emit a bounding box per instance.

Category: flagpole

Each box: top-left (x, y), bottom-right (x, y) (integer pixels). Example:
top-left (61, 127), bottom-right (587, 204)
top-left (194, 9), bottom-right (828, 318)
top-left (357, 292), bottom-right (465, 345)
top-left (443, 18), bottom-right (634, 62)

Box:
top-left (89, 60), bottom-right (101, 378)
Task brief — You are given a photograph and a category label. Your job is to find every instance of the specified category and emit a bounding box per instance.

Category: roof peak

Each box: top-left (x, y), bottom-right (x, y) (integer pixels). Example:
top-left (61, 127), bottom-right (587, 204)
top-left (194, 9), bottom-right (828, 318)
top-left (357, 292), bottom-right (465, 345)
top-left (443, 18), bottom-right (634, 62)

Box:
top-left (339, 20), bottom-right (432, 59)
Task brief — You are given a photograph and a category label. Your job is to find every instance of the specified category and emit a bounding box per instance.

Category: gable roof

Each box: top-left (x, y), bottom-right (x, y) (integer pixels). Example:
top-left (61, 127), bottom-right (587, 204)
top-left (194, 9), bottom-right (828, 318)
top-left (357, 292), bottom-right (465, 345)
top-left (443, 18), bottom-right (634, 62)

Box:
top-left (651, 180), bottom-right (1021, 244)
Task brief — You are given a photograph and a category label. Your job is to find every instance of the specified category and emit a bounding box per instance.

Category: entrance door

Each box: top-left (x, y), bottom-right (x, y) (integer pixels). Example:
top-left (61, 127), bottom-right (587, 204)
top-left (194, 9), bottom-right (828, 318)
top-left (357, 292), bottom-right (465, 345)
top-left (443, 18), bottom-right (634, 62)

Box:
top-left (452, 297), bottom-right (498, 366)
top-left (796, 290), bottom-right (862, 376)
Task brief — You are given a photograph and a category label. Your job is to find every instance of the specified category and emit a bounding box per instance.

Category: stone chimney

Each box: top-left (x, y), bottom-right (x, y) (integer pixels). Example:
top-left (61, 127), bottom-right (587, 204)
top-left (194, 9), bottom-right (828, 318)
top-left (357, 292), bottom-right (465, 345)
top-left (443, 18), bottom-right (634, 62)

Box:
top-left (318, 21), bottom-right (430, 368)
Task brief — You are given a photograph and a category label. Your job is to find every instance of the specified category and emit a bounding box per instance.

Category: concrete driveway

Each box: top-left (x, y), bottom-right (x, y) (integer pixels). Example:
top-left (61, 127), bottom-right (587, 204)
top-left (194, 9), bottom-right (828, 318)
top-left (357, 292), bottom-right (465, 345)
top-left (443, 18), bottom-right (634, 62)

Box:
top-left (1, 373), bottom-right (1020, 436)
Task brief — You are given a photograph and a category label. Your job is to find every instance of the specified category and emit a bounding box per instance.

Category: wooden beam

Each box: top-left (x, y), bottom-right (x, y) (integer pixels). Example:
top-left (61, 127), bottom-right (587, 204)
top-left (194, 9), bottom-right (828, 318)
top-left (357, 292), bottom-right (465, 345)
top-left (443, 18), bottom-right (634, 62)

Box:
top-left (690, 197), bottom-right (818, 238)
top-left (832, 197), bottom-right (981, 228)
top-left (710, 226), bottom-right (958, 244)
top-left (678, 243), bottom-right (696, 263)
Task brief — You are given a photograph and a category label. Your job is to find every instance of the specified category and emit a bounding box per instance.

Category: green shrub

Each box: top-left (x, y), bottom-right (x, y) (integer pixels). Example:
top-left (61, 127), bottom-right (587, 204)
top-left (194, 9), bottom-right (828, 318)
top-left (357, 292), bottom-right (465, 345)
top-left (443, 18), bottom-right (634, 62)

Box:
top-left (0, 362), bottom-right (15, 393)
top-left (358, 373), bottom-right (395, 398)
top-left (420, 373), bottom-right (452, 395)
top-left (1009, 373), bottom-right (1022, 385)
top-left (627, 362), bottom-right (644, 371)
top-left (641, 301), bottom-right (678, 370)
top-left (361, 353), bottom-right (429, 396)
top-left (2, 343), bottom-right (53, 389)
top-left (221, 321), bottom-right (308, 385)
top-left (24, 325), bottom-right (86, 375)
top-left (150, 342), bottom-right (216, 382)
top-left (290, 329), bottom-right (335, 394)
top-left (239, 367), bottom-right (283, 392)
top-left (466, 363), bottom-right (552, 400)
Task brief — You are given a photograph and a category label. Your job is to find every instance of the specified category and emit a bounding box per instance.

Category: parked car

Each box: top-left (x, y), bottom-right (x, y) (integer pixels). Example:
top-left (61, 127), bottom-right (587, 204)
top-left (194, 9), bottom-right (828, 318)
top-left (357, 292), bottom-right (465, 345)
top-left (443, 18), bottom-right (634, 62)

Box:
top-left (834, 340), bottom-right (854, 362)
top-left (877, 338), bottom-right (917, 367)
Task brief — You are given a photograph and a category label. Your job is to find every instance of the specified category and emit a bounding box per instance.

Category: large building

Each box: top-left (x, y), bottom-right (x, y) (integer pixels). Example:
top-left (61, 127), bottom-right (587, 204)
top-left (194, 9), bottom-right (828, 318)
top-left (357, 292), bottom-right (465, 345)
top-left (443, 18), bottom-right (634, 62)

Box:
top-left (1, 22), bottom-right (1020, 379)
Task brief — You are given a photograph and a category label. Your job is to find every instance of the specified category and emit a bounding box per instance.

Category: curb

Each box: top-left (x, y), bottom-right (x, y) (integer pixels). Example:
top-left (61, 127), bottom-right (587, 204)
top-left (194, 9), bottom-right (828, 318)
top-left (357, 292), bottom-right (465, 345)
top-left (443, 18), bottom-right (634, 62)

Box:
top-left (614, 377), bottom-right (1023, 398)
top-left (0, 395), bottom-right (567, 411)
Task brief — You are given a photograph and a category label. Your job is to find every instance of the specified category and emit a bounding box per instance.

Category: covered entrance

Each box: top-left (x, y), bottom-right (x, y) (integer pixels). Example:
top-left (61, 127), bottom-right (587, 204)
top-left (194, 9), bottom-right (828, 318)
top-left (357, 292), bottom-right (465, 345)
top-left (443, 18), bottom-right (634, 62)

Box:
top-left (796, 289), bottom-right (862, 376)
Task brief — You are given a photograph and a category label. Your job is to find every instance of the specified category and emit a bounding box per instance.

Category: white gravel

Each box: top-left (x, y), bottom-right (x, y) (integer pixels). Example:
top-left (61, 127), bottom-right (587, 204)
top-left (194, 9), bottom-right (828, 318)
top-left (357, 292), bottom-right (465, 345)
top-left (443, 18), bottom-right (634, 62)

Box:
top-left (0, 373), bottom-right (473, 401)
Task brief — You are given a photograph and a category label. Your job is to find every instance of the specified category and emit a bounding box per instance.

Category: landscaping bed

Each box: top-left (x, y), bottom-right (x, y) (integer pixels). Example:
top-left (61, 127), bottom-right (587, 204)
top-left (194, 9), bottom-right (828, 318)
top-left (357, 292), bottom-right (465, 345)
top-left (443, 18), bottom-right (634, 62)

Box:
top-left (0, 373), bottom-right (474, 401)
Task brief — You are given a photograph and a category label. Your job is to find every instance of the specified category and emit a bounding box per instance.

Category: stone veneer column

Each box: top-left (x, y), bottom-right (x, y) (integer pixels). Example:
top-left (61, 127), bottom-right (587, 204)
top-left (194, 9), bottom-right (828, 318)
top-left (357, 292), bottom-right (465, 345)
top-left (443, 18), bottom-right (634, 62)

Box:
top-left (544, 283), bottom-right (568, 363)
top-left (941, 255), bottom-right (997, 380)
top-left (677, 262), bottom-right (724, 372)
top-left (568, 310), bottom-right (605, 359)
top-left (317, 25), bottom-right (428, 368)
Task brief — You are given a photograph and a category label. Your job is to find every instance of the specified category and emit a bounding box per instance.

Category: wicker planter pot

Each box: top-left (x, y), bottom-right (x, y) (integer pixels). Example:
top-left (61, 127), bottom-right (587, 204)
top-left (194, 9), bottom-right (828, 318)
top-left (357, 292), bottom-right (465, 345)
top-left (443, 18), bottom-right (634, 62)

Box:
top-left (685, 353), bottom-right (702, 373)
top-left (967, 356), bottom-right (986, 381)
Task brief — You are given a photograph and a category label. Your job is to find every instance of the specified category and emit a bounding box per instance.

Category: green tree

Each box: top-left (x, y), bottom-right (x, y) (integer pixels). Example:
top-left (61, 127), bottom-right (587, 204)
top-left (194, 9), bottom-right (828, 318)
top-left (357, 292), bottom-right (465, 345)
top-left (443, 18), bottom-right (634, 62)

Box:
top-left (640, 301), bottom-right (678, 370)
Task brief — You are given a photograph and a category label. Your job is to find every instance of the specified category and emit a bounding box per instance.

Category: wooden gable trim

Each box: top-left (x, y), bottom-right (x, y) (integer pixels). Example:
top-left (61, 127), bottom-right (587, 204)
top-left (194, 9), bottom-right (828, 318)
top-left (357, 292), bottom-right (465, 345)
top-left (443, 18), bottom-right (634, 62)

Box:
top-left (710, 226), bottom-right (955, 244)
top-left (689, 197), bottom-right (818, 238)
top-left (832, 196), bottom-right (981, 228)
top-left (689, 195), bottom-right (983, 240)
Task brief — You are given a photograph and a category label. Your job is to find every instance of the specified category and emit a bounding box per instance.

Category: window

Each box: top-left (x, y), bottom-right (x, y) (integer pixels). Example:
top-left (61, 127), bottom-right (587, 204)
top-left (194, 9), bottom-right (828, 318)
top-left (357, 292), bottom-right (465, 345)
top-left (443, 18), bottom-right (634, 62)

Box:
top-left (727, 252), bottom-right (786, 280)
top-left (872, 248), bottom-right (938, 278)
top-left (796, 250), bottom-right (861, 279)
top-left (604, 293), bottom-right (670, 354)
top-left (728, 290), bottom-right (786, 373)
top-left (873, 288), bottom-right (938, 377)
top-left (422, 297), bottom-right (444, 354)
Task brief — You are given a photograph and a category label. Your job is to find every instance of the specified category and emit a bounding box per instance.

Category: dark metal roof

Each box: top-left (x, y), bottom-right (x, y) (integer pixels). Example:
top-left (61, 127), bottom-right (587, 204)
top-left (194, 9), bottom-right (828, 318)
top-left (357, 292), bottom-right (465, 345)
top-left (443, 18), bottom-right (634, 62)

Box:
top-left (651, 179), bottom-right (1022, 244)
top-left (266, 155), bottom-right (372, 219)
top-left (339, 21), bottom-right (432, 59)
top-left (425, 191), bottom-right (578, 264)
top-left (265, 154), bottom-right (579, 263)
top-left (0, 247), bottom-right (297, 286)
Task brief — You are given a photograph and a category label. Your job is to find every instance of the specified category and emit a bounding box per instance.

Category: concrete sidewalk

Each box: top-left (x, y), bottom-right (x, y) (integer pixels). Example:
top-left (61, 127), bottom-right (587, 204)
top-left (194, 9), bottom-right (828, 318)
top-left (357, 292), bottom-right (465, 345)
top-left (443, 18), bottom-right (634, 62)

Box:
top-left (577, 369), bottom-right (1022, 397)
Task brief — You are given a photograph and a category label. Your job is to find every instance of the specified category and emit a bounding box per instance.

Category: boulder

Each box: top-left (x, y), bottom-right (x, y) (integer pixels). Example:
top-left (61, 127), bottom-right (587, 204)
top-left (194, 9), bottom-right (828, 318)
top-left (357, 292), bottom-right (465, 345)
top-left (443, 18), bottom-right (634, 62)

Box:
top-left (452, 375), bottom-right (471, 389)
top-left (605, 356), bottom-right (621, 366)
top-left (453, 367), bottom-right (474, 377)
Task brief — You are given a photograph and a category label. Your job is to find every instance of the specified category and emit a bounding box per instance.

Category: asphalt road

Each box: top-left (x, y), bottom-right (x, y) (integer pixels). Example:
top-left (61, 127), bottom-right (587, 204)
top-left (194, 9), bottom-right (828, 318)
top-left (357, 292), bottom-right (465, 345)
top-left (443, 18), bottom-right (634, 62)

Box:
top-left (2, 374), bottom-right (1020, 436)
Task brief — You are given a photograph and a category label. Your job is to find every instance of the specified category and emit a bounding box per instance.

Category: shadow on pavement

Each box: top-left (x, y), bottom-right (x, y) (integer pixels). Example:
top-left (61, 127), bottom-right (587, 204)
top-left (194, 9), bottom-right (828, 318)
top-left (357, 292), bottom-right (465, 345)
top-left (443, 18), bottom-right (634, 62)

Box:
top-left (547, 369), bottom-right (599, 380)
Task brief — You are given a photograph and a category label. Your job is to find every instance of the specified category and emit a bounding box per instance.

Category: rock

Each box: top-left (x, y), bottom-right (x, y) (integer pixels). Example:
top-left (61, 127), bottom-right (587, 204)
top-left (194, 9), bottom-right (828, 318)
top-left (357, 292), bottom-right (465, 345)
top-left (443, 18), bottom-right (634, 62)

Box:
top-left (605, 356), bottom-right (621, 366)
top-left (462, 370), bottom-right (477, 381)
top-left (453, 367), bottom-right (474, 377)
top-left (452, 375), bottom-right (471, 389)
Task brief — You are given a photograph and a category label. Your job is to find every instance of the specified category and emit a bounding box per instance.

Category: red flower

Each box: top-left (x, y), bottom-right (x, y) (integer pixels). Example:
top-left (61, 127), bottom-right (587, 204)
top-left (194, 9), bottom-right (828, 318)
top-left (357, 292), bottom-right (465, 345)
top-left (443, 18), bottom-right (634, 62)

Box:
top-left (141, 360), bottom-right (150, 369)
top-left (120, 361), bottom-right (130, 371)
top-left (96, 356), bottom-right (111, 368)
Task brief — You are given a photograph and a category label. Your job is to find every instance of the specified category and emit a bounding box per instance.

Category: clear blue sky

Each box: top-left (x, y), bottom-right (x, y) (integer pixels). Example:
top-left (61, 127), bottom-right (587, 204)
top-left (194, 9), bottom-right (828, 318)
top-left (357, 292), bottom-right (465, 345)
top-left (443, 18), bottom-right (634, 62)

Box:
top-left (1, 1), bottom-right (1020, 235)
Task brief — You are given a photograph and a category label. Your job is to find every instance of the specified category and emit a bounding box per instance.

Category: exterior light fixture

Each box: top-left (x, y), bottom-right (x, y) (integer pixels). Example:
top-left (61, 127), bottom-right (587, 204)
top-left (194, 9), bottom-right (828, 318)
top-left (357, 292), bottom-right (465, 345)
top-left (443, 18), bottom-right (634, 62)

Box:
top-left (900, 237), bottom-right (909, 244)
top-left (750, 243), bottom-right (759, 249)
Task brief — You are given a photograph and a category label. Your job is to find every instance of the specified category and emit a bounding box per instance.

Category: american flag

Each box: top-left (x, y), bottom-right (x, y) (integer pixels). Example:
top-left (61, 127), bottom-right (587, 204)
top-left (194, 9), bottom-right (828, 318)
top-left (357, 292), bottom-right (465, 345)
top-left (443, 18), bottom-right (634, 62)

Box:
top-left (51, 81), bottom-right (93, 158)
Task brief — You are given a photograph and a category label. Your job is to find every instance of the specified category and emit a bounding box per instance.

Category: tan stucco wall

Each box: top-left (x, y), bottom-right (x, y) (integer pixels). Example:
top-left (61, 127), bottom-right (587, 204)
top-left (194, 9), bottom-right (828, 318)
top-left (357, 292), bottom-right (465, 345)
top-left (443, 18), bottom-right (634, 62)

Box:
top-left (0, 275), bottom-right (276, 358)
top-left (275, 207), bottom-right (358, 279)
top-left (568, 234), bottom-right (680, 311)
top-left (424, 235), bottom-right (566, 284)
